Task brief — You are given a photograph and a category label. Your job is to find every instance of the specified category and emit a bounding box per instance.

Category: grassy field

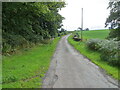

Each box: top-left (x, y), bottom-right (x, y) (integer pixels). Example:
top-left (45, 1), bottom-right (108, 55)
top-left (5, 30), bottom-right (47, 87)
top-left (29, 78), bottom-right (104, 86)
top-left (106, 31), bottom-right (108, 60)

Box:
top-left (77, 30), bottom-right (110, 39)
top-left (2, 37), bottom-right (60, 88)
top-left (68, 30), bottom-right (119, 80)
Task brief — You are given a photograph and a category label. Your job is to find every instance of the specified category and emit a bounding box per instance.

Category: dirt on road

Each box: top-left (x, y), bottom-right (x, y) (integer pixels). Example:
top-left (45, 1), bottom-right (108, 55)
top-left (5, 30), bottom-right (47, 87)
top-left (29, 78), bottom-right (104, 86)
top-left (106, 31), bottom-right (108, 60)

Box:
top-left (42, 35), bottom-right (118, 88)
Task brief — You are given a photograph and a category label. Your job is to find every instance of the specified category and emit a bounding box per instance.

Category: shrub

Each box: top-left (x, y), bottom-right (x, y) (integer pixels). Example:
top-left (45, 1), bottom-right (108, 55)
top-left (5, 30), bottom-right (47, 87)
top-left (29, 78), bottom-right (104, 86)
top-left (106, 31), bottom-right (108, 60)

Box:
top-left (86, 39), bottom-right (102, 50)
top-left (86, 38), bottom-right (120, 66)
top-left (3, 75), bottom-right (18, 84)
top-left (98, 39), bottom-right (120, 66)
top-left (107, 28), bottom-right (120, 41)
top-left (2, 42), bottom-right (11, 53)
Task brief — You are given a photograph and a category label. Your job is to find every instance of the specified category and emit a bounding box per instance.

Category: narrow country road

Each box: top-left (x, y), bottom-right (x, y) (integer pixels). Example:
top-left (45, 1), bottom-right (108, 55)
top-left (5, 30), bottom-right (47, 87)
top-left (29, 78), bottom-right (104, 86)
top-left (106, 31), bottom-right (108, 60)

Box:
top-left (42, 35), bottom-right (118, 88)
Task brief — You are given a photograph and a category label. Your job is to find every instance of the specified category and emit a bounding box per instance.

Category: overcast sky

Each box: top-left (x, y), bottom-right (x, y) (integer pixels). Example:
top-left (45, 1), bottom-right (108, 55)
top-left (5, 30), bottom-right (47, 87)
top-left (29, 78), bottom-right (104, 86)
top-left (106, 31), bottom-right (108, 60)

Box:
top-left (59, 0), bottom-right (110, 31)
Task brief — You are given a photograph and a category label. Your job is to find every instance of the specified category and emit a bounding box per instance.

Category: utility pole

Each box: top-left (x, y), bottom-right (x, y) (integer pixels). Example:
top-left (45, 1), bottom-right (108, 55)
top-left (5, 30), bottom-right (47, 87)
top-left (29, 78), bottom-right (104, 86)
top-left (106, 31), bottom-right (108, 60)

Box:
top-left (81, 8), bottom-right (83, 40)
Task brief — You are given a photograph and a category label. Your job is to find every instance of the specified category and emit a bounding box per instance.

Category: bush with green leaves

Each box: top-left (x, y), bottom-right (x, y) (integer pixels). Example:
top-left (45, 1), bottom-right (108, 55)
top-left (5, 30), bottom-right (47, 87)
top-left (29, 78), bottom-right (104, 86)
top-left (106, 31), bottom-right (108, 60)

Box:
top-left (86, 39), bottom-right (119, 66)
top-left (107, 28), bottom-right (120, 41)
top-left (86, 39), bottom-right (102, 50)
top-left (98, 39), bottom-right (120, 66)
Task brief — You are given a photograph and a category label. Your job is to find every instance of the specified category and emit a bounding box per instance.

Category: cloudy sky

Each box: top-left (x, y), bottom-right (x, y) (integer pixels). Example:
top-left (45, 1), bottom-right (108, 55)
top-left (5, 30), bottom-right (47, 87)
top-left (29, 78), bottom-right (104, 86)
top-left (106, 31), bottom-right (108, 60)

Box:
top-left (59, 0), bottom-right (110, 31)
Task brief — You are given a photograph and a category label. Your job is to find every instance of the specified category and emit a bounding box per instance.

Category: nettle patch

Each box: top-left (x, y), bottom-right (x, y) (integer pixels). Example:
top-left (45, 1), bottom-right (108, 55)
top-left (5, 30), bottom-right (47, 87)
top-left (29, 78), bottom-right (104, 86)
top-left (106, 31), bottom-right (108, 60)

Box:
top-left (86, 38), bottom-right (120, 66)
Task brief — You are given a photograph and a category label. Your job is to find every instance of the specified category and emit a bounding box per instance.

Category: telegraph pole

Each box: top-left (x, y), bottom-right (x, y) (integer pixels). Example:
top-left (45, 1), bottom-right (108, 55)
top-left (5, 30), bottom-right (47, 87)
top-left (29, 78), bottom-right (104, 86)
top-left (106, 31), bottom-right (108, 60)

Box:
top-left (81, 8), bottom-right (83, 40)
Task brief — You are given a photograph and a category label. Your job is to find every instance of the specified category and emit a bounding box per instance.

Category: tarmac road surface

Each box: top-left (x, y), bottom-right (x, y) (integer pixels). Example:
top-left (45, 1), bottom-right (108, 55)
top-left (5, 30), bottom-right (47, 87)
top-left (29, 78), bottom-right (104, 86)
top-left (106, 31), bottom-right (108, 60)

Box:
top-left (42, 35), bottom-right (118, 88)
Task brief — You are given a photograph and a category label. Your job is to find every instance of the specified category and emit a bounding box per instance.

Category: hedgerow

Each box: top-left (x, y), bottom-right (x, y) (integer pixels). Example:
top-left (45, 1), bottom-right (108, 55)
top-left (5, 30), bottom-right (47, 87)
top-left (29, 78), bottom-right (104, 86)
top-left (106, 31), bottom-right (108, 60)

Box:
top-left (2, 2), bottom-right (66, 54)
top-left (86, 39), bottom-right (119, 66)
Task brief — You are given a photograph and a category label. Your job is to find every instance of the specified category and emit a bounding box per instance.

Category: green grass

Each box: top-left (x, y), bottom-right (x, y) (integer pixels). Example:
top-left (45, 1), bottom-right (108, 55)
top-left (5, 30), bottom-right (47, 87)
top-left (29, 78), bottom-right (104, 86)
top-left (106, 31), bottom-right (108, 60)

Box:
top-left (77, 30), bottom-right (110, 39)
top-left (68, 30), bottom-right (119, 80)
top-left (2, 37), bottom-right (60, 88)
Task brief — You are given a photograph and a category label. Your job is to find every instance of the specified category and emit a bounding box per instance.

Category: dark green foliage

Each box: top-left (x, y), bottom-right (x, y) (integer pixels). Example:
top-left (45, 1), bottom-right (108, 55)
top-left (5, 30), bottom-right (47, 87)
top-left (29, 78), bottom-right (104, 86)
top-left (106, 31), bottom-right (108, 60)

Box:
top-left (2, 2), bottom-right (65, 54)
top-left (106, 1), bottom-right (120, 40)
top-left (105, 1), bottom-right (120, 28)
top-left (58, 28), bottom-right (68, 36)
top-left (107, 28), bottom-right (120, 40)
top-left (3, 75), bottom-right (18, 84)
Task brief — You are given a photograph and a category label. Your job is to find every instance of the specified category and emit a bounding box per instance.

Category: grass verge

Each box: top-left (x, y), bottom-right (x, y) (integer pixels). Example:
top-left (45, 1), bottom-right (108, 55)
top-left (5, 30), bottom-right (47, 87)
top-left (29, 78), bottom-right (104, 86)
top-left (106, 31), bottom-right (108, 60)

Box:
top-left (68, 35), bottom-right (119, 80)
top-left (2, 37), bottom-right (60, 88)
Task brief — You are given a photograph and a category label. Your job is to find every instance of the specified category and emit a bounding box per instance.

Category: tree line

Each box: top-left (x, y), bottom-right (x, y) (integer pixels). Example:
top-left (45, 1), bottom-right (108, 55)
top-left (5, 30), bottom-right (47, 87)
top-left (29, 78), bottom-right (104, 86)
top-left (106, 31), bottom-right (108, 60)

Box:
top-left (2, 2), bottom-right (66, 54)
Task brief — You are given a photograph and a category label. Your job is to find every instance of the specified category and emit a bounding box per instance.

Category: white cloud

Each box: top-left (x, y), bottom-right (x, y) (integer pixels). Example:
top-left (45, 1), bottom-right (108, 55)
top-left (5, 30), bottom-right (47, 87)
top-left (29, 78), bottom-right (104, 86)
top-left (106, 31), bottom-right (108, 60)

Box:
top-left (59, 0), bottom-right (110, 31)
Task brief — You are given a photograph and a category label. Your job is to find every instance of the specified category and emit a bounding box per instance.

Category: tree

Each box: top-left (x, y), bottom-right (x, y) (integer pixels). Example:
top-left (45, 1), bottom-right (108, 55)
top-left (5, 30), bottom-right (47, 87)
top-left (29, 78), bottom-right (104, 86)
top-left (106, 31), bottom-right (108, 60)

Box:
top-left (85, 28), bottom-right (89, 31)
top-left (58, 28), bottom-right (67, 35)
top-left (105, 1), bottom-right (120, 40)
top-left (2, 2), bottom-right (66, 53)
top-left (105, 1), bottom-right (120, 29)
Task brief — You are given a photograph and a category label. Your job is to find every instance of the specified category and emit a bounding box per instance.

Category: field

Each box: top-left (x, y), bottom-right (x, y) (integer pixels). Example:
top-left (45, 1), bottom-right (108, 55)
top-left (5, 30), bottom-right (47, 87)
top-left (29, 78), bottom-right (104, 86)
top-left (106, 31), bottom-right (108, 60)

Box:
top-left (77, 30), bottom-right (110, 39)
top-left (68, 30), bottom-right (119, 80)
top-left (2, 37), bottom-right (60, 88)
